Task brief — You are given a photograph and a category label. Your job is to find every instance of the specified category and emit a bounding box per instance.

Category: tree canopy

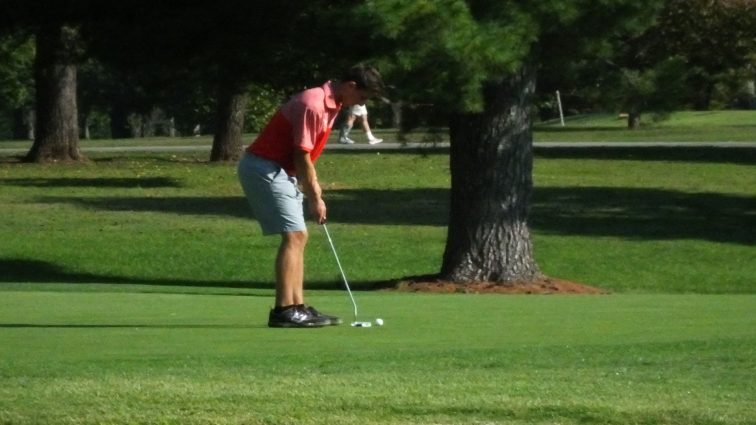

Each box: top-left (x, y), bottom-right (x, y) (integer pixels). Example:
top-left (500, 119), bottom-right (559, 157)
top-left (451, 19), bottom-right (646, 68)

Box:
top-left (1, 0), bottom-right (753, 141)
top-left (353, 0), bottom-right (664, 283)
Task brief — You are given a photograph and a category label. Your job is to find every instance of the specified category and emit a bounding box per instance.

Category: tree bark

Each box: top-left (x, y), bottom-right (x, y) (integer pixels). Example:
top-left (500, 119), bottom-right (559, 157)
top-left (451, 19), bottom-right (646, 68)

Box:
top-left (12, 108), bottom-right (26, 140)
top-left (25, 24), bottom-right (82, 162)
top-left (440, 66), bottom-right (541, 283)
top-left (210, 83), bottom-right (247, 162)
top-left (627, 112), bottom-right (641, 129)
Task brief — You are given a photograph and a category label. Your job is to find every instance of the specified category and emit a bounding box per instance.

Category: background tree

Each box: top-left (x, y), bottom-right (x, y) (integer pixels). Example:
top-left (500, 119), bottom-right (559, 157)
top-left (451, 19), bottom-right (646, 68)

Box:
top-left (26, 22), bottom-right (83, 162)
top-left (649, 0), bottom-right (756, 110)
top-left (83, 1), bottom-right (369, 161)
top-left (536, 0), bottom-right (756, 126)
top-left (200, 1), bottom-right (377, 161)
top-left (603, 57), bottom-right (689, 128)
top-left (596, 0), bottom-right (755, 126)
top-left (364, 0), bottom-right (662, 284)
top-left (1, 1), bottom-right (89, 162)
top-left (0, 31), bottom-right (35, 140)
top-left (81, 3), bottom-right (212, 140)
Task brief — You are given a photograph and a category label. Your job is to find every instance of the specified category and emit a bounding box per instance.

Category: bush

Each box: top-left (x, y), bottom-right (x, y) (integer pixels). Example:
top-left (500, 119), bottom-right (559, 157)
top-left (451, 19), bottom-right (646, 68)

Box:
top-left (245, 84), bottom-right (287, 133)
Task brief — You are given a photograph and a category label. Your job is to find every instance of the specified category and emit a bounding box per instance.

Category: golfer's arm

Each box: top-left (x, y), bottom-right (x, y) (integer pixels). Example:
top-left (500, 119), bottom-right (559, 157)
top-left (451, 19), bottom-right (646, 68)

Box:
top-left (293, 150), bottom-right (322, 202)
top-left (294, 150), bottom-right (326, 223)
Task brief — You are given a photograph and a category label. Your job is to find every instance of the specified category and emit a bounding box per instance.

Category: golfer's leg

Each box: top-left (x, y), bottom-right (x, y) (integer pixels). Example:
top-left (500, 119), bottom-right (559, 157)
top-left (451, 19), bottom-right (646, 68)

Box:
top-left (275, 230), bottom-right (308, 307)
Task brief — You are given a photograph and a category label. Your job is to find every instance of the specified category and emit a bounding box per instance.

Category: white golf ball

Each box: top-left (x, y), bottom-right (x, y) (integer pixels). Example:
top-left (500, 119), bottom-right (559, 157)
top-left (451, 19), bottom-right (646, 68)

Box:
top-left (375, 318), bottom-right (384, 326)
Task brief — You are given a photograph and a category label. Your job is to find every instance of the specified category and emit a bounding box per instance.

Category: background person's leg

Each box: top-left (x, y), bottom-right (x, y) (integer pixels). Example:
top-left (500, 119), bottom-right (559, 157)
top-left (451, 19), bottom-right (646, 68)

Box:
top-left (360, 114), bottom-right (382, 144)
top-left (338, 114), bottom-right (356, 144)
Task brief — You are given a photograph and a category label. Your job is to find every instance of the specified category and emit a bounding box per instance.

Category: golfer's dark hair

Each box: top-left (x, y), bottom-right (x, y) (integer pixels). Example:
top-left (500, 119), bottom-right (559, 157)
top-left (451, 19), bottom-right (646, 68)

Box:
top-left (342, 65), bottom-right (385, 95)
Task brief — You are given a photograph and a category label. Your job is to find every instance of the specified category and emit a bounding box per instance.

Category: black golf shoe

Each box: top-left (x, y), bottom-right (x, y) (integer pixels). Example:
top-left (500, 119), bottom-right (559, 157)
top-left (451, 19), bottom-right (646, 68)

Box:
top-left (268, 306), bottom-right (329, 328)
top-left (302, 305), bottom-right (343, 326)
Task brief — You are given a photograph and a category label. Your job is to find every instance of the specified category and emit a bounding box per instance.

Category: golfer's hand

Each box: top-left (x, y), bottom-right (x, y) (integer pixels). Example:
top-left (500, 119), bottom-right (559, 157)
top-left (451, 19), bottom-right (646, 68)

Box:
top-left (310, 198), bottom-right (327, 225)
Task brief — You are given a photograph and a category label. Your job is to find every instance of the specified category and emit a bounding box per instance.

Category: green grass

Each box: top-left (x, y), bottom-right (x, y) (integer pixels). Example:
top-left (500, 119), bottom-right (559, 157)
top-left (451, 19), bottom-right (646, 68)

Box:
top-left (1, 144), bottom-right (754, 423)
top-left (1, 149), bottom-right (753, 293)
top-left (1, 291), bottom-right (754, 424)
top-left (1, 110), bottom-right (754, 149)
top-left (0, 135), bottom-right (217, 150)
top-left (534, 110), bottom-right (756, 142)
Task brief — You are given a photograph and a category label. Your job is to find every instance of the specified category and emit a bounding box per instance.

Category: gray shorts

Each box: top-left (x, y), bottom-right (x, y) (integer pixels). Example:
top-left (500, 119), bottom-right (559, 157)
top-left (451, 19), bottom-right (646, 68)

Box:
top-left (237, 153), bottom-right (306, 235)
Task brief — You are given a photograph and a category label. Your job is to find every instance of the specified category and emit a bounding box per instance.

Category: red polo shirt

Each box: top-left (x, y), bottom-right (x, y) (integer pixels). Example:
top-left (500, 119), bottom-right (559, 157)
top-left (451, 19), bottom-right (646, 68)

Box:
top-left (247, 81), bottom-right (341, 176)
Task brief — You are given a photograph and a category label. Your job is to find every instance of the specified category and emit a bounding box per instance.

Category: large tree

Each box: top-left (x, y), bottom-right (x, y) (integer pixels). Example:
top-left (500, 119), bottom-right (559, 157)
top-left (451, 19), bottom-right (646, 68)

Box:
top-left (81, 3), bottom-right (217, 140)
top-left (365, 0), bottom-right (661, 284)
top-left (25, 23), bottom-right (82, 162)
top-left (537, 0), bottom-right (756, 126)
top-left (1, 1), bottom-right (88, 162)
top-left (83, 1), bottom-right (365, 161)
top-left (200, 1), bottom-right (373, 161)
top-left (643, 0), bottom-right (756, 110)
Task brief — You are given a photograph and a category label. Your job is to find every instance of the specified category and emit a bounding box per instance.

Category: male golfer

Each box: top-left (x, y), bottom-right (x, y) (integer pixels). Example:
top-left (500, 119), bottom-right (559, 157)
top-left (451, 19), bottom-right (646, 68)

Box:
top-left (238, 65), bottom-right (385, 328)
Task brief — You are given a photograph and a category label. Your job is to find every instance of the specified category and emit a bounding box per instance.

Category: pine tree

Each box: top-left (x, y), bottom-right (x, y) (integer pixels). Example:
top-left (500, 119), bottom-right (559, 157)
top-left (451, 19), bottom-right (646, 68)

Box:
top-left (366, 0), bottom-right (662, 284)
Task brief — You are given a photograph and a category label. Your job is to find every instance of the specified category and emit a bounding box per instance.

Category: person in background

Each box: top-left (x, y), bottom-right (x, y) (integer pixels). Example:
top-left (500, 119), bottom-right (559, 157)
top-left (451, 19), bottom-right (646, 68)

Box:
top-left (338, 103), bottom-right (383, 145)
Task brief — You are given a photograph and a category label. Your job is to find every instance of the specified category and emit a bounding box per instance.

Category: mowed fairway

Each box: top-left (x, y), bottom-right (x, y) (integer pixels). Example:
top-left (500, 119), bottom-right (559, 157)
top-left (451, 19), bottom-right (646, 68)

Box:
top-left (1, 144), bottom-right (755, 424)
top-left (1, 291), bottom-right (754, 424)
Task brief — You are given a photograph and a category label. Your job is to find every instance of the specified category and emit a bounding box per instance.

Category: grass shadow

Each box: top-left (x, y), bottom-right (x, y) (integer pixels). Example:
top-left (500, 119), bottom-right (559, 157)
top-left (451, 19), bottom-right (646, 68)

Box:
top-left (325, 143), bottom-right (756, 164)
top-left (36, 190), bottom-right (449, 225)
top-left (387, 402), bottom-right (720, 425)
top-left (535, 146), bottom-right (756, 165)
top-left (88, 154), bottom-right (211, 164)
top-left (531, 187), bottom-right (755, 245)
top-left (0, 258), bottom-right (343, 291)
top-left (34, 186), bottom-right (754, 245)
top-left (0, 323), bottom-right (266, 329)
top-left (326, 188), bottom-right (449, 226)
top-left (37, 195), bottom-right (252, 218)
top-left (535, 125), bottom-right (625, 132)
top-left (1, 177), bottom-right (182, 188)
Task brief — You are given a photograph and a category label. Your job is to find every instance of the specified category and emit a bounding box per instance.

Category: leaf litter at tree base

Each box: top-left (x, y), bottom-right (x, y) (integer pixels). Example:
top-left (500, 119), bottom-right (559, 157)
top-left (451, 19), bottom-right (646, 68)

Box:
top-left (377, 275), bottom-right (606, 294)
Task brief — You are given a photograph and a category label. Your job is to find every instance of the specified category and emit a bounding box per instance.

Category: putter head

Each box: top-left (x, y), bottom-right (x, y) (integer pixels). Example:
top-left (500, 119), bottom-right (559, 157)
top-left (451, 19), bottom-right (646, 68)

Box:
top-left (351, 321), bottom-right (372, 327)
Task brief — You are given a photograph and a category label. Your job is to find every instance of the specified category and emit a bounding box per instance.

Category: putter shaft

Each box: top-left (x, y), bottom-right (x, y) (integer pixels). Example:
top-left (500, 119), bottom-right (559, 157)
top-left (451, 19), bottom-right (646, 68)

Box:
top-left (322, 223), bottom-right (359, 322)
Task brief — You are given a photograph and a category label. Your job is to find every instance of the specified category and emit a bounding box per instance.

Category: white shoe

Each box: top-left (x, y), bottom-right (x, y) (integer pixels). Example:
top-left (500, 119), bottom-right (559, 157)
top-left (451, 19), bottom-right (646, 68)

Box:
top-left (339, 137), bottom-right (355, 144)
top-left (368, 138), bottom-right (383, 145)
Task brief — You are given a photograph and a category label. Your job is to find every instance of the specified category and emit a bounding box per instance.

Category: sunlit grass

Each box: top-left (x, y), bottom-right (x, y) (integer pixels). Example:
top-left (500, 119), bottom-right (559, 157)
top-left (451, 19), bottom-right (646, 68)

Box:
top-left (534, 110), bottom-right (756, 142)
top-left (1, 291), bottom-right (754, 424)
top-left (1, 110), bottom-right (754, 149)
top-left (0, 142), bottom-right (754, 424)
top-left (1, 149), bottom-right (753, 293)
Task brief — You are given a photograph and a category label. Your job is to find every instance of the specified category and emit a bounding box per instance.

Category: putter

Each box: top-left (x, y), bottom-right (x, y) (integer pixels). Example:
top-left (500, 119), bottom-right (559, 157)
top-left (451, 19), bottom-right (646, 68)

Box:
top-left (322, 223), bottom-right (372, 327)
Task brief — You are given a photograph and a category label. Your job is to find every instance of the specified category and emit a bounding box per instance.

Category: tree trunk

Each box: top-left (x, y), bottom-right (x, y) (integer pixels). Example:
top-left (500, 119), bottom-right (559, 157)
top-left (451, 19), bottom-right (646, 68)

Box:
top-left (390, 101), bottom-right (403, 129)
top-left (12, 108), bottom-right (26, 140)
top-left (627, 112), bottom-right (641, 129)
top-left (109, 102), bottom-right (131, 139)
top-left (440, 66), bottom-right (541, 283)
top-left (26, 109), bottom-right (35, 140)
top-left (25, 24), bottom-right (82, 162)
top-left (693, 81), bottom-right (714, 111)
top-left (168, 117), bottom-right (177, 137)
top-left (210, 84), bottom-right (247, 162)
top-left (81, 114), bottom-right (90, 140)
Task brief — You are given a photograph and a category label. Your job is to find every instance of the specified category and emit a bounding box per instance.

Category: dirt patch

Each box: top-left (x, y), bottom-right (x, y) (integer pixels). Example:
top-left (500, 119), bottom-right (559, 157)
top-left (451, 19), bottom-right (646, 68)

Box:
top-left (378, 275), bottom-right (606, 295)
